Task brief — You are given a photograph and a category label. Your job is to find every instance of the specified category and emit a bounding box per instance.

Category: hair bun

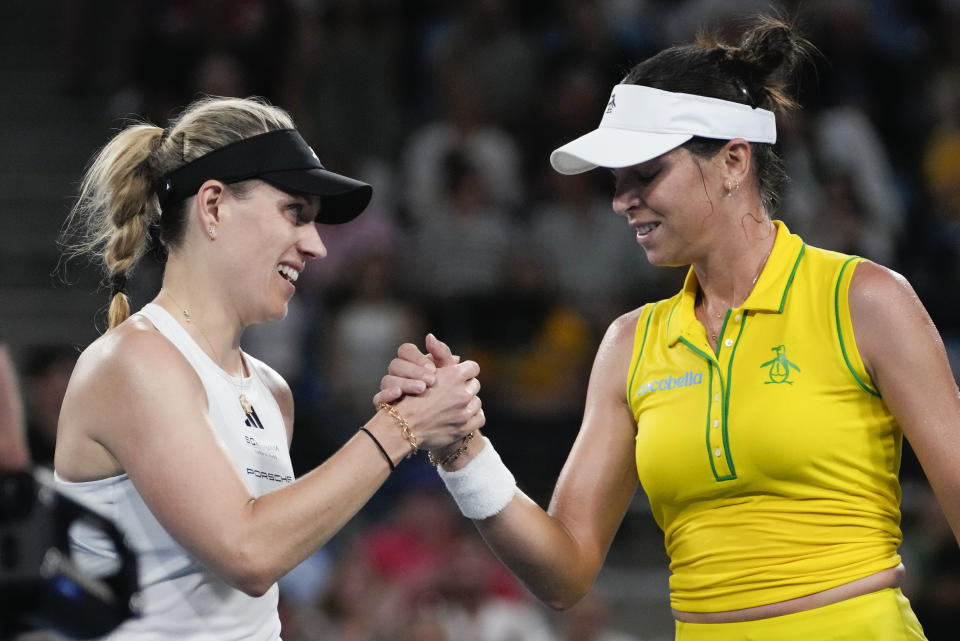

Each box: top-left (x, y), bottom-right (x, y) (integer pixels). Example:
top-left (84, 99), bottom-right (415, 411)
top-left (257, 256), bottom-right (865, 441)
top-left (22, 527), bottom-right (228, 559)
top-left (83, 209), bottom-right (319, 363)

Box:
top-left (723, 16), bottom-right (812, 112)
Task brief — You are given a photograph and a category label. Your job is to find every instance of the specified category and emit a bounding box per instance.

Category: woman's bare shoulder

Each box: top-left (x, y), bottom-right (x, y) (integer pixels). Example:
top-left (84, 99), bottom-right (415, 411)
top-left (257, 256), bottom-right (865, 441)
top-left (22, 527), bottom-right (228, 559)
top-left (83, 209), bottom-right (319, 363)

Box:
top-left (57, 314), bottom-right (205, 479)
top-left (73, 314), bottom-right (195, 383)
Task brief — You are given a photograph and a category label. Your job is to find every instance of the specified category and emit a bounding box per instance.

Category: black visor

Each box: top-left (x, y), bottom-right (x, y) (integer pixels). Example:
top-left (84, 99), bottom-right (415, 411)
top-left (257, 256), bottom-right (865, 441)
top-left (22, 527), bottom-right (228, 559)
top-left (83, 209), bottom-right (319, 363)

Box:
top-left (157, 129), bottom-right (372, 224)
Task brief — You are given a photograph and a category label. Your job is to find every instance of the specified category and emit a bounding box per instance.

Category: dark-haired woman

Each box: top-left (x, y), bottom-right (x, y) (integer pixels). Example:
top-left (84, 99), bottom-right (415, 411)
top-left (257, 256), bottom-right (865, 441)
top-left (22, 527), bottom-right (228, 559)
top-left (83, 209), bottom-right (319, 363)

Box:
top-left (54, 96), bottom-right (485, 638)
top-left (377, 18), bottom-right (945, 639)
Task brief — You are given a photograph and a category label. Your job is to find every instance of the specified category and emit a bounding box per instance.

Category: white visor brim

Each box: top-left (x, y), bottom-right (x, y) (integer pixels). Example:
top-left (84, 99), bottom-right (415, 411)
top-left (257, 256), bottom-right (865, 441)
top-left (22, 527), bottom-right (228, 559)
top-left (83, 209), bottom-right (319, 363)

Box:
top-left (550, 84), bottom-right (777, 175)
top-left (551, 129), bottom-right (694, 175)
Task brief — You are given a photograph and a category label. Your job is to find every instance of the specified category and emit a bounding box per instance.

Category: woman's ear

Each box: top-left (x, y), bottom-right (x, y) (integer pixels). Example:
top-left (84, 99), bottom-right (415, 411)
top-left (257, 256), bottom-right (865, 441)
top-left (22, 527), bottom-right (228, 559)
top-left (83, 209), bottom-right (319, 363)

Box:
top-left (720, 138), bottom-right (753, 185)
top-left (195, 179), bottom-right (226, 229)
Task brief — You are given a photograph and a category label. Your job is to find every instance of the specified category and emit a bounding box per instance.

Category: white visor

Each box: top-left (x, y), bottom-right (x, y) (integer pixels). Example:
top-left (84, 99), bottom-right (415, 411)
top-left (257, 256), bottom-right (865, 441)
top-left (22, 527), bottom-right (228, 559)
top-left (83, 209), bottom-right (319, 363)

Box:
top-left (550, 84), bottom-right (777, 175)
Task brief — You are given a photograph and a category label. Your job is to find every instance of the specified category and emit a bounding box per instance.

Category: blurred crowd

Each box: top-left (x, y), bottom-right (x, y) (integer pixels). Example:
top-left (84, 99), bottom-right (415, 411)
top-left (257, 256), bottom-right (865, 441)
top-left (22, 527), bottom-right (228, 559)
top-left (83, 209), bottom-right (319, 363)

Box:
top-left (9, 0), bottom-right (960, 638)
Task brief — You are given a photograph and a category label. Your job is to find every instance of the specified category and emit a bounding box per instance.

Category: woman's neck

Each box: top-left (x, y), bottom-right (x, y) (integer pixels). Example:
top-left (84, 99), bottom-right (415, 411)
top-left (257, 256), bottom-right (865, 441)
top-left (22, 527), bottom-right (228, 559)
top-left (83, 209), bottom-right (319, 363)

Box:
top-left (694, 217), bottom-right (777, 310)
top-left (154, 277), bottom-right (246, 377)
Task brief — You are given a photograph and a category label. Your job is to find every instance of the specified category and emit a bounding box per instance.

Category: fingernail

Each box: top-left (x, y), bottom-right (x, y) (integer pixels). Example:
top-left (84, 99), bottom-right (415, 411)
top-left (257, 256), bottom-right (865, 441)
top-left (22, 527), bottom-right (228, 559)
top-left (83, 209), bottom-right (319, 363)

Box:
top-left (425, 362), bottom-right (436, 372)
top-left (424, 374), bottom-right (436, 386)
top-left (414, 381), bottom-right (426, 393)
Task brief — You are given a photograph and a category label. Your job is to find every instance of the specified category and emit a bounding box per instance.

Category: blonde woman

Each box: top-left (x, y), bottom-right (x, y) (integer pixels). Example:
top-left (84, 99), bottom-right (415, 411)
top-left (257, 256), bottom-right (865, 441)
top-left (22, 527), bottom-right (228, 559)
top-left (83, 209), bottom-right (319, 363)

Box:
top-left (55, 96), bottom-right (484, 638)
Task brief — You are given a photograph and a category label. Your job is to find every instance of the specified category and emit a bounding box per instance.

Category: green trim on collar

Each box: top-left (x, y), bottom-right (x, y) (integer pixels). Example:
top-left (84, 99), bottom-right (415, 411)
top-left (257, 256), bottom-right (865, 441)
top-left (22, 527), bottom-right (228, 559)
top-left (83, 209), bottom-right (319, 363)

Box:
top-left (741, 221), bottom-right (804, 313)
top-left (667, 220), bottom-right (805, 347)
top-left (666, 303), bottom-right (688, 347)
top-left (777, 244), bottom-right (806, 313)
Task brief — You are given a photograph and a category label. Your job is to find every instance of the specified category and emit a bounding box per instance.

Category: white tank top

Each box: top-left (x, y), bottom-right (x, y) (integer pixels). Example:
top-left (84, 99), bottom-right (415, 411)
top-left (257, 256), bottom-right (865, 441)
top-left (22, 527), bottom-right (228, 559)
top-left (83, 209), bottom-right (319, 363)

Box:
top-left (55, 303), bottom-right (295, 640)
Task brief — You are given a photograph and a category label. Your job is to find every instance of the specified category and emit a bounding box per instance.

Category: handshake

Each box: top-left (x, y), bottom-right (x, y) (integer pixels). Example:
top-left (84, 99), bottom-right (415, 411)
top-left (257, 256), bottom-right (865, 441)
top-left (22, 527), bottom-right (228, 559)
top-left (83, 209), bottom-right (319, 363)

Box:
top-left (371, 333), bottom-right (484, 468)
top-left (369, 333), bottom-right (518, 522)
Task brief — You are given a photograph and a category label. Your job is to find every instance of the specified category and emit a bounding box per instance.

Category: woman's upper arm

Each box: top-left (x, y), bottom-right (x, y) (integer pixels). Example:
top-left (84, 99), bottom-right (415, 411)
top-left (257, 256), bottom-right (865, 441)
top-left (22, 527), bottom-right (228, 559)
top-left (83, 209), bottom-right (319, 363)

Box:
top-left (73, 328), bottom-right (263, 580)
top-left (850, 262), bottom-right (960, 537)
top-left (547, 308), bottom-right (642, 566)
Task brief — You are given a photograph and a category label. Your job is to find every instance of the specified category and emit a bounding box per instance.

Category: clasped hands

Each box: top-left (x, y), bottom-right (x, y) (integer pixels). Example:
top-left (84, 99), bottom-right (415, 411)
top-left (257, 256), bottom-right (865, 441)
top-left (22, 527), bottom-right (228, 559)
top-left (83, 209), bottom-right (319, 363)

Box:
top-left (373, 334), bottom-right (485, 458)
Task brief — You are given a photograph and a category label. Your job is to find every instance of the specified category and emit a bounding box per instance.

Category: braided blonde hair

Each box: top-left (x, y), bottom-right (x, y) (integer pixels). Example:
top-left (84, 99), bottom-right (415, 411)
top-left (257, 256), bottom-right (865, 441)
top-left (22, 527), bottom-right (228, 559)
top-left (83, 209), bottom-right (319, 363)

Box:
top-left (62, 96), bottom-right (295, 329)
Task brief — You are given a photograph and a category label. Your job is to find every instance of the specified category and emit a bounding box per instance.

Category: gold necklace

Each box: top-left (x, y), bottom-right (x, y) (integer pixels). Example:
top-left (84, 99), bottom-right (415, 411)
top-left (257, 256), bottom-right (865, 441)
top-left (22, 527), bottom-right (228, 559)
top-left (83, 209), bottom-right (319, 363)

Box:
top-left (698, 245), bottom-right (772, 342)
top-left (697, 295), bottom-right (724, 343)
top-left (161, 290), bottom-right (254, 417)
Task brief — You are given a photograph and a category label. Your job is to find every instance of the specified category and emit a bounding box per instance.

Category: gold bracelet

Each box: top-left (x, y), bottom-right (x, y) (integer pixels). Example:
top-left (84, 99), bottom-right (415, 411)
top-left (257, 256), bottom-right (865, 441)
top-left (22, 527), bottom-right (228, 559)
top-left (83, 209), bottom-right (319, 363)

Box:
top-left (428, 431), bottom-right (476, 467)
top-left (378, 403), bottom-right (418, 458)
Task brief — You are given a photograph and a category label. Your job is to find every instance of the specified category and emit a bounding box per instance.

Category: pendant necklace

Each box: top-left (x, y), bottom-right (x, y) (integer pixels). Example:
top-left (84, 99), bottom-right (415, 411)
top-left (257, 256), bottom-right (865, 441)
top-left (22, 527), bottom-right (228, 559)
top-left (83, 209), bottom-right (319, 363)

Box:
top-left (699, 245), bottom-right (772, 343)
top-left (162, 290), bottom-right (254, 418)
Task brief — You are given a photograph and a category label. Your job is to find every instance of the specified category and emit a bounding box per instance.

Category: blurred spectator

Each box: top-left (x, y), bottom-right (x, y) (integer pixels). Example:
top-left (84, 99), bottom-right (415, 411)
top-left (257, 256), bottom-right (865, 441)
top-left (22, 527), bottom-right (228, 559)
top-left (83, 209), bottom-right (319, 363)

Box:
top-left (20, 344), bottom-right (77, 469)
top-left (776, 110), bottom-right (826, 240)
top-left (357, 487), bottom-right (465, 593)
top-left (302, 541), bottom-right (401, 641)
top-left (427, 534), bottom-right (556, 641)
top-left (462, 253), bottom-right (598, 504)
top-left (529, 170), bottom-right (667, 331)
top-left (400, 74), bottom-right (524, 223)
top-left (293, 0), bottom-right (405, 167)
top-left (526, 0), bottom-right (647, 179)
top-left (523, 61), bottom-right (611, 183)
top-left (298, 158), bottom-right (404, 295)
top-left (324, 247), bottom-right (424, 435)
top-left (278, 547), bottom-right (335, 614)
top-left (422, 0), bottom-right (539, 131)
top-left (407, 149), bottom-right (516, 346)
top-left (809, 105), bottom-right (905, 264)
top-left (286, 489), bottom-right (479, 640)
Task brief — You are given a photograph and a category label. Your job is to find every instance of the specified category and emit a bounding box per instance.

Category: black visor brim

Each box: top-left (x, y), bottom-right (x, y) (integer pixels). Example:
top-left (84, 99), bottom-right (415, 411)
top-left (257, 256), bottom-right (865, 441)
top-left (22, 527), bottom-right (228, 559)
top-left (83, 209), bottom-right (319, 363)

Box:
top-left (261, 168), bottom-right (372, 225)
top-left (157, 129), bottom-right (373, 224)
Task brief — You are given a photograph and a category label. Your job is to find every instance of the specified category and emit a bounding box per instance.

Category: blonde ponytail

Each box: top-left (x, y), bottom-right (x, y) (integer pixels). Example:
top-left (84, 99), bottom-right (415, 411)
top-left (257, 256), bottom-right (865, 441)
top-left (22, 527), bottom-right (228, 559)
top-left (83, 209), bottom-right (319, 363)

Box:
top-left (62, 124), bottom-right (163, 329)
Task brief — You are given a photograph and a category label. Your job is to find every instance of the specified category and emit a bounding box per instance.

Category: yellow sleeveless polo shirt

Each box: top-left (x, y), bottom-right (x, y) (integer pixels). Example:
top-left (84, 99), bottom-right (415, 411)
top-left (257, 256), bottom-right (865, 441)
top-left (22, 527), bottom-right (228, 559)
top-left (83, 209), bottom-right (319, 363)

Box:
top-left (628, 221), bottom-right (902, 612)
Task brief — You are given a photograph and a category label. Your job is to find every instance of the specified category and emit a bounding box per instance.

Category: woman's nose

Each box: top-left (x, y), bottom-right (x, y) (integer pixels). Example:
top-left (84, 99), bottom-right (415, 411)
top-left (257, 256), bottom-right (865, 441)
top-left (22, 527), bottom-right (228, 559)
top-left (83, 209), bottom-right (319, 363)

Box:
top-left (300, 224), bottom-right (327, 260)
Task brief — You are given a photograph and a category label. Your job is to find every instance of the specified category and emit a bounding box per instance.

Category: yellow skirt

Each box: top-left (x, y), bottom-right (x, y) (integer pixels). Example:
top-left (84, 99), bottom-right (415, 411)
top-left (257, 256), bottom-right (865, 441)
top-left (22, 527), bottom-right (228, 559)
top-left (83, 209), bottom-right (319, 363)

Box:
top-left (674, 588), bottom-right (926, 641)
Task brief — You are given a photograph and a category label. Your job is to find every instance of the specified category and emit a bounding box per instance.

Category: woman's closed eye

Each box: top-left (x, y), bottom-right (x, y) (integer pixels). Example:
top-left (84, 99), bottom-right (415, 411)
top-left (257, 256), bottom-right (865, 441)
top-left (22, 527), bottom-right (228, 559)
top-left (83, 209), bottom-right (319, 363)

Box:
top-left (285, 202), bottom-right (314, 225)
top-left (612, 165), bottom-right (661, 189)
top-left (634, 164), bottom-right (661, 184)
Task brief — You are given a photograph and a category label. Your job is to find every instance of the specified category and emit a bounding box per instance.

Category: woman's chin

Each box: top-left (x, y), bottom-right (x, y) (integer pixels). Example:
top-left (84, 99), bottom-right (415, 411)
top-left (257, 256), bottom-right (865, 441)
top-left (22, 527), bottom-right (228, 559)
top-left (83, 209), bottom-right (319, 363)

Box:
top-left (253, 301), bottom-right (289, 325)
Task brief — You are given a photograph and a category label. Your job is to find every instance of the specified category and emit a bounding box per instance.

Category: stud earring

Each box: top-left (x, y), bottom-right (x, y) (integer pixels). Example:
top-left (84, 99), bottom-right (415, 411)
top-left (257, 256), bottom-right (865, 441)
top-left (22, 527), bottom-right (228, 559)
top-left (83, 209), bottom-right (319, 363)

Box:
top-left (724, 178), bottom-right (741, 198)
top-left (208, 225), bottom-right (217, 239)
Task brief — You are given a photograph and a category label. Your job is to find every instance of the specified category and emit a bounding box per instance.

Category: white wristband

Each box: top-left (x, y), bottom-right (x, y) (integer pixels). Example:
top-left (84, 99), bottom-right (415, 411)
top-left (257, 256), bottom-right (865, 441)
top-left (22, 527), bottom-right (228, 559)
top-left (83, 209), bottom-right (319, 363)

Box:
top-left (437, 436), bottom-right (517, 520)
